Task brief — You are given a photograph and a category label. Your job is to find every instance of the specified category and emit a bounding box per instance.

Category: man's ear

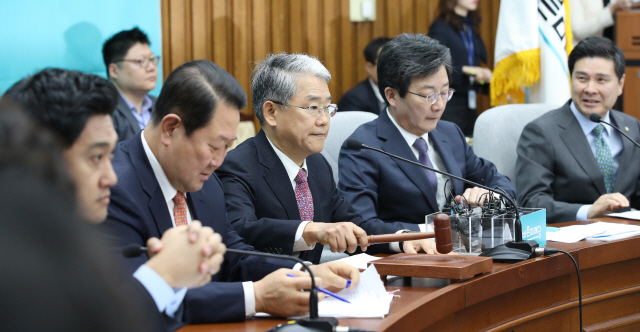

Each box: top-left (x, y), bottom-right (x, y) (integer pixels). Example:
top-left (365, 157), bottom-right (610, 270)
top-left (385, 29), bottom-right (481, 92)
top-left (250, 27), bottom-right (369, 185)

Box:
top-left (618, 73), bottom-right (626, 97)
top-left (108, 63), bottom-right (119, 81)
top-left (384, 87), bottom-right (398, 108)
top-left (263, 101), bottom-right (279, 128)
top-left (159, 114), bottom-right (182, 146)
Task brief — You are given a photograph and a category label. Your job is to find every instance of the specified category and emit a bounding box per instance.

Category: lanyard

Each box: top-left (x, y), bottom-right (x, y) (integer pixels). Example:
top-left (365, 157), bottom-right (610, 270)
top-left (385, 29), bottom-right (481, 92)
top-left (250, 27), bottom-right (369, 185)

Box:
top-left (460, 24), bottom-right (474, 66)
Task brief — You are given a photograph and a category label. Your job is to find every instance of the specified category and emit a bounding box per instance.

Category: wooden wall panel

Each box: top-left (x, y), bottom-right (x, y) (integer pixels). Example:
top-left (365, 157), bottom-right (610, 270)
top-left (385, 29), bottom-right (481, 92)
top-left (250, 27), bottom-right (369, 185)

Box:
top-left (161, 0), bottom-right (502, 127)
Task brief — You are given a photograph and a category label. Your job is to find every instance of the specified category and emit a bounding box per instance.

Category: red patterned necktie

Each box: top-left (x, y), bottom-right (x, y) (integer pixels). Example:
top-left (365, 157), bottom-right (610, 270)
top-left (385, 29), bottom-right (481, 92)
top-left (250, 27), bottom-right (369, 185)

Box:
top-left (294, 169), bottom-right (314, 221)
top-left (173, 191), bottom-right (188, 226)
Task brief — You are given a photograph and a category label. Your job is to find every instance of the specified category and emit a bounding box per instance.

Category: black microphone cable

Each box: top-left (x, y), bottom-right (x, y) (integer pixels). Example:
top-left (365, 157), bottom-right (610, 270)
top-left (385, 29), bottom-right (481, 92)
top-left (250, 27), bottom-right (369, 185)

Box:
top-left (535, 248), bottom-right (582, 332)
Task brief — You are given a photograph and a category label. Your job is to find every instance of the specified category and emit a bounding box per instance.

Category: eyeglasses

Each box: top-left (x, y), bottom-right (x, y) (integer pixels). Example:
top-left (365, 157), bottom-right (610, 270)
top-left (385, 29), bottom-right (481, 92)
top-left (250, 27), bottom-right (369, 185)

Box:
top-left (407, 89), bottom-right (455, 105)
top-left (270, 100), bottom-right (338, 118)
top-left (115, 56), bottom-right (161, 68)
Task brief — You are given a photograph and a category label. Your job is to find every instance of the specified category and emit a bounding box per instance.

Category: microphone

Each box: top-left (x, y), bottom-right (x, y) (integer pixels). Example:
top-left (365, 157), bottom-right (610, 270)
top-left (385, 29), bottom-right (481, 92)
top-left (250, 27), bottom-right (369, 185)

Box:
top-left (589, 113), bottom-right (640, 149)
top-left (123, 245), bottom-right (341, 331)
top-left (345, 138), bottom-right (538, 263)
top-left (122, 244), bottom-right (148, 258)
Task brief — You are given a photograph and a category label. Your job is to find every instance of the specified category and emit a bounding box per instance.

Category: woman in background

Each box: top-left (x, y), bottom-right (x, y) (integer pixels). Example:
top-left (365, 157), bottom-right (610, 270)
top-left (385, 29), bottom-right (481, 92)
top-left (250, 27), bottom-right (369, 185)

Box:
top-left (570, 0), bottom-right (632, 46)
top-left (428, 0), bottom-right (491, 138)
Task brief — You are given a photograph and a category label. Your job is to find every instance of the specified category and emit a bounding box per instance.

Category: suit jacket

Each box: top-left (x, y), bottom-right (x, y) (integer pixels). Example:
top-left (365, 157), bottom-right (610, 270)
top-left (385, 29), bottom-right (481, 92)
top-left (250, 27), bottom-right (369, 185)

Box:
top-left (338, 110), bottom-right (516, 230)
top-left (99, 132), bottom-right (292, 324)
top-left (112, 94), bottom-right (157, 142)
top-left (215, 130), bottom-right (402, 264)
top-left (516, 100), bottom-right (640, 223)
top-left (337, 79), bottom-right (382, 115)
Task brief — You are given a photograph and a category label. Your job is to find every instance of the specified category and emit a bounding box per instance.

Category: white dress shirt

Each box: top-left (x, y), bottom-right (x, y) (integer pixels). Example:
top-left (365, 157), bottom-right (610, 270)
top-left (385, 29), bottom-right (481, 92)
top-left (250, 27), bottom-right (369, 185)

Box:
top-left (140, 132), bottom-right (257, 316)
top-left (382, 110), bottom-right (442, 251)
top-left (569, 102), bottom-right (623, 220)
top-left (265, 135), bottom-right (317, 254)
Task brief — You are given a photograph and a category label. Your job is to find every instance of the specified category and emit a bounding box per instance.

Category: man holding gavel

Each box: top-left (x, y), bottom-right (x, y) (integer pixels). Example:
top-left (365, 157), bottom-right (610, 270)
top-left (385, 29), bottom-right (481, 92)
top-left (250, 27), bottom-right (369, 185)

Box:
top-left (216, 53), bottom-right (441, 262)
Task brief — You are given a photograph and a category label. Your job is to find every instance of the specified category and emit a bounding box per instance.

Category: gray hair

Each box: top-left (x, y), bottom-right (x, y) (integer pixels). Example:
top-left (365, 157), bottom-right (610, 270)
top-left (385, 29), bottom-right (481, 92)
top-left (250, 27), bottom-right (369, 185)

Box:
top-left (251, 53), bottom-right (331, 124)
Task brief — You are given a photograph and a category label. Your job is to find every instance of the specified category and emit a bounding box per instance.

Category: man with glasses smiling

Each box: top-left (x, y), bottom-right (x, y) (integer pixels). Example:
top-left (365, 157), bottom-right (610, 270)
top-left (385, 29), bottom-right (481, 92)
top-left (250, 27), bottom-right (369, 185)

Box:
top-left (103, 27), bottom-right (160, 141)
top-left (338, 34), bottom-right (515, 251)
top-left (216, 53), bottom-right (419, 262)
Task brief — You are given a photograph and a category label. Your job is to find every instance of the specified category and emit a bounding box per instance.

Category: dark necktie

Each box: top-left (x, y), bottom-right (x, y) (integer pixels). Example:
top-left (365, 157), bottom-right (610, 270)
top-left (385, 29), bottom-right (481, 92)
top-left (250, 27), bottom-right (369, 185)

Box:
top-left (412, 137), bottom-right (438, 192)
top-left (594, 125), bottom-right (615, 193)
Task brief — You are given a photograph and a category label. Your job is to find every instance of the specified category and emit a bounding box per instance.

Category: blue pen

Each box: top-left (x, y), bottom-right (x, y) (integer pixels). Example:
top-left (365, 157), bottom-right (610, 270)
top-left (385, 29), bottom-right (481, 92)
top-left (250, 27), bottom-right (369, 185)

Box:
top-left (286, 273), bottom-right (351, 303)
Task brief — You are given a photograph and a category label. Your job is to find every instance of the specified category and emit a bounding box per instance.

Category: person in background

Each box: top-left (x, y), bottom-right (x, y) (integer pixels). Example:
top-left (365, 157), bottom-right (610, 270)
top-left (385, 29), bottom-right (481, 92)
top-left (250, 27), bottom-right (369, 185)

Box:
top-left (337, 37), bottom-right (390, 115)
top-left (570, 0), bottom-right (632, 47)
top-left (217, 52), bottom-right (436, 261)
top-left (103, 27), bottom-right (160, 141)
top-left (428, 0), bottom-right (491, 138)
top-left (516, 37), bottom-right (639, 224)
top-left (339, 34), bottom-right (514, 251)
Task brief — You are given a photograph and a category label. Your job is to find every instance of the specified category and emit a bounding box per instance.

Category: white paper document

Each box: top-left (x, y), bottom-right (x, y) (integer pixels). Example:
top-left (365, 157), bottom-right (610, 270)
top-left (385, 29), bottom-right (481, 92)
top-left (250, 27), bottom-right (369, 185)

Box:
top-left (546, 221), bottom-right (640, 243)
top-left (338, 253), bottom-right (382, 270)
top-left (607, 210), bottom-right (640, 221)
top-left (255, 264), bottom-right (394, 319)
top-left (317, 264), bottom-right (394, 318)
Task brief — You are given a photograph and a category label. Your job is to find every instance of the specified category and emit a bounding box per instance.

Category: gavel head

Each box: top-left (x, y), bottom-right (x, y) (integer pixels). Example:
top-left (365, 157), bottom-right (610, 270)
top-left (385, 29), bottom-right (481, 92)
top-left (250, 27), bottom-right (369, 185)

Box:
top-left (433, 213), bottom-right (453, 254)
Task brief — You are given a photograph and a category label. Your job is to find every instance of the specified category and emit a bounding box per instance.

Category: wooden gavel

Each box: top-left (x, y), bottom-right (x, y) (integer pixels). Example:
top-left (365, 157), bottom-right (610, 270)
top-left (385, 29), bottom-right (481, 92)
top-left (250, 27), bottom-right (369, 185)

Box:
top-left (365, 213), bottom-right (453, 254)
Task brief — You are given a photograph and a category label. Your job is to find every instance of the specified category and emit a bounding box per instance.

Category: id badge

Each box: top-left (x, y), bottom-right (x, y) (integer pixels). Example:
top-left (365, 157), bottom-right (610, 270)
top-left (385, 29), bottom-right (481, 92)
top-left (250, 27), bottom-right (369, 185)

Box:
top-left (468, 89), bottom-right (477, 110)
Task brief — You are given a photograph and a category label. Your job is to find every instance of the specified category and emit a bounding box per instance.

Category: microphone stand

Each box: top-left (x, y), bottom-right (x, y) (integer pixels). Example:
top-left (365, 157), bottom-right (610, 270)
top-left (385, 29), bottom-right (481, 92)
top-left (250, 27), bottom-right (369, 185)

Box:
top-left (590, 113), bottom-right (640, 149)
top-left (352, 141), bottom-right (538, 263)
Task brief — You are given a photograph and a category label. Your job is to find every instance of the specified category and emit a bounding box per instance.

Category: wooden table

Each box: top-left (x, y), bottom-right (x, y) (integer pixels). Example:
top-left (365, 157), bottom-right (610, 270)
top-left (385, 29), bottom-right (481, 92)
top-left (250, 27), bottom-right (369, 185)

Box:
top-left (179, 218), bottom-right (640, 332)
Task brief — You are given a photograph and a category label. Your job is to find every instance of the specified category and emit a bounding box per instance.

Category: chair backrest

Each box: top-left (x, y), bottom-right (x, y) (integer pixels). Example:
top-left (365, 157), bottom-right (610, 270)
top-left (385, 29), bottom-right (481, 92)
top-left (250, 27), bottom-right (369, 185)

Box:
top-left (322, 111), bottom-right (378, 183)
top-left (472, 103), bottom-right (560, 187)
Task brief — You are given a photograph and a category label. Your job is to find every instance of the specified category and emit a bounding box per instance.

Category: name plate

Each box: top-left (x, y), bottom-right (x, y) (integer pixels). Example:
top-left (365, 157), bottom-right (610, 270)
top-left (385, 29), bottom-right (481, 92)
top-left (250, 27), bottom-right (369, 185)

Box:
top-left (520, 208), bottom-right (546, 246)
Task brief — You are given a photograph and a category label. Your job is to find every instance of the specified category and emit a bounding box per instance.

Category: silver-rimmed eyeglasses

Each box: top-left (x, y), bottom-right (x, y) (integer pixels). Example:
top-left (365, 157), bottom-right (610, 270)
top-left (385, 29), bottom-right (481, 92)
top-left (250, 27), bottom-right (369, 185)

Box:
top-left (115, 56), bottom-right (161, 68)
top-left (270, 100), bottom-right (338, 118)
top-left (407, 88), bottom-right (455, 105)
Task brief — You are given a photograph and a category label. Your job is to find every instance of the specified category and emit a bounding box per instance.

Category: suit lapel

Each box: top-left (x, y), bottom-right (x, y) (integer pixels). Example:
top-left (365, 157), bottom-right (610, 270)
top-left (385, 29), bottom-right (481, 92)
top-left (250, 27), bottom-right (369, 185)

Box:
top-left (116, 94), bottom-right (142, 135)
top-left (557, 105), bottom-right (607, 195)
top-left (307, 166), bottom-right (324, 223)
top-left (377, 111), bottom-right (438, 211)
top-left (430, 128), bottom-right (465, 194)
top-left (611, 111), bottom-right (637, 192)
top-left (129, 133), bottom-right (175, 233)
top-left (255, 131), bottom-right (301, 220)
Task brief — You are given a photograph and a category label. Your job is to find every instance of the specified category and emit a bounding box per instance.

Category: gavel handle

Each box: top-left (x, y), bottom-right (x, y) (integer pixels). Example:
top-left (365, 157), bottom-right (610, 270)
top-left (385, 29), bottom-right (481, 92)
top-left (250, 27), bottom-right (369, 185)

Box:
top-left (367, 231), bottom-right (435, 244)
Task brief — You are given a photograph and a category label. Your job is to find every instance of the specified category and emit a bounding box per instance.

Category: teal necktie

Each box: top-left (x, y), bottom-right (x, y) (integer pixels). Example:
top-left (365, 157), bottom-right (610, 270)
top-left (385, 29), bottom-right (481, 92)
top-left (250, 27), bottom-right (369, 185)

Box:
top-left (594, 124), bottom-right (615, 193)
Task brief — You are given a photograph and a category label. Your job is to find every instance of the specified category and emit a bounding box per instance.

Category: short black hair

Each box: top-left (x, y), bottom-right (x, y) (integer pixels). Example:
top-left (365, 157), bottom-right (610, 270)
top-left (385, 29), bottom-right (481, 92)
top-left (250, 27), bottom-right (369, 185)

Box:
top-left (364, 37), bottom-right (391, 64)
top-left (569, 36), bottom-right (625, 81)
top-left (377, 33), bottom-right (452, 104)
top-left (152, 60), bottom-right (247, 136)
top-left (102, 27), bottom-right (151, 78)
top-left (2, 68), bottom-right (118, 147)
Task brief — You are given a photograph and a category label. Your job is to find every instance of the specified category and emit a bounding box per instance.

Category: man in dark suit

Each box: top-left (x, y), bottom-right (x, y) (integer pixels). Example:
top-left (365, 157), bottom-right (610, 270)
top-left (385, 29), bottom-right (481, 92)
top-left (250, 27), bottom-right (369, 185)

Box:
top-left (516, 37), bottom-right (639, 223)
top-left (337, 37), bottom-right (390, 115)
top-left (217, 53), bottom-right (431, 262)
top-left (4, 68), bottom-right (226, 331)
top-left (338, 34), bottom-right (515, 252)
top-left (101, 59), bottom-right (360, 323)
top-left (103, 27), bottom-right (160, 141)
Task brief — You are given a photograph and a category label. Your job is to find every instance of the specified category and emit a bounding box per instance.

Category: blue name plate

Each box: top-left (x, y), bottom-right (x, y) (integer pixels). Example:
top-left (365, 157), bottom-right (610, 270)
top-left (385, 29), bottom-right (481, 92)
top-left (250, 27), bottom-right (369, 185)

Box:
top-left (520, 209), bottom-right (546, 246)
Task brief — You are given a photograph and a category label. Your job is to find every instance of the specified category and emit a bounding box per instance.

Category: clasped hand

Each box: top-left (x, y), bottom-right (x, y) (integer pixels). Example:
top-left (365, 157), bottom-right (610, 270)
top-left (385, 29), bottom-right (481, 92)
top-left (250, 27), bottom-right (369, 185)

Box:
top-left (144, 220), bottom-right (226, 288)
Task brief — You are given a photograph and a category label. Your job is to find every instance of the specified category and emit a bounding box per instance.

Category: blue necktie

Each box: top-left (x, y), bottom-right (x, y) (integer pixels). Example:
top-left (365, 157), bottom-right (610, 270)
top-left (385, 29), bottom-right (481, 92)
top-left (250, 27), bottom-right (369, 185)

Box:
top-left (413, 138), bottom-right (438, 192)
top-left (593, 124), bottom-right (615, 193)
